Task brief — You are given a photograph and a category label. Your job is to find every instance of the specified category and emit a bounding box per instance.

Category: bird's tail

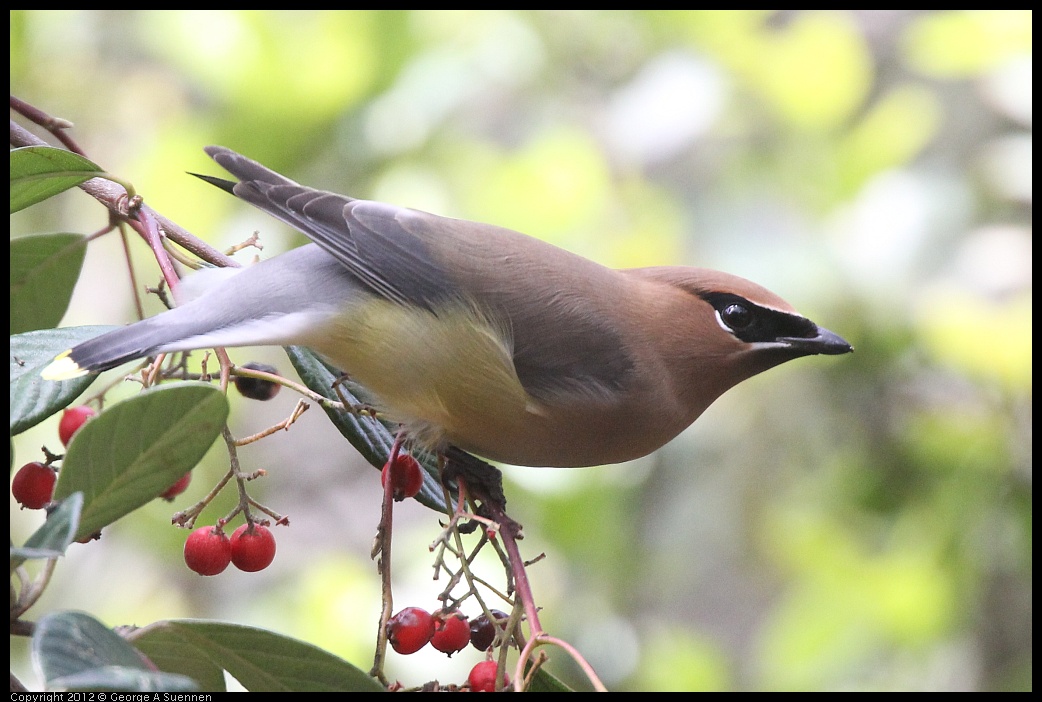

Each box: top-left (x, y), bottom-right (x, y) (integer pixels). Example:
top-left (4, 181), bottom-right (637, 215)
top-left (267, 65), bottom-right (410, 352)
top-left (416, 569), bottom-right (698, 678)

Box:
top-left (42, 311), bottom-right (224, 380)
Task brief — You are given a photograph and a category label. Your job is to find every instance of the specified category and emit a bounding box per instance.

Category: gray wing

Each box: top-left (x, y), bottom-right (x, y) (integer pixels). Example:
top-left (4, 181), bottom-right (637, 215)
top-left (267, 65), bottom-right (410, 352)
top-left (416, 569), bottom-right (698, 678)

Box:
top-left (206, 145), bottom-right (456, 311)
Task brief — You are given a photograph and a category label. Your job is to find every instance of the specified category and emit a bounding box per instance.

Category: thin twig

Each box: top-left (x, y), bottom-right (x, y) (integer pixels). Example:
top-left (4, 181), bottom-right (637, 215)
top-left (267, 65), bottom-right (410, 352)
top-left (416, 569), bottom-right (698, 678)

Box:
top-left (234, 400), bottom-right (310, 446)
top-left (11, 115), bottom-right (238, 268)
top-left (11, 94), bottom-right (84, 154)
top-left (369, 434), bottom-right (405, 685)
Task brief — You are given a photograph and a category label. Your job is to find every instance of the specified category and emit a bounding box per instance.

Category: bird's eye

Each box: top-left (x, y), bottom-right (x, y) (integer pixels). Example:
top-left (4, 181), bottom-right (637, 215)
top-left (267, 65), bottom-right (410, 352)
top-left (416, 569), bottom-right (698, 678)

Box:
top-left (720, 303), bottom-right (753, 331)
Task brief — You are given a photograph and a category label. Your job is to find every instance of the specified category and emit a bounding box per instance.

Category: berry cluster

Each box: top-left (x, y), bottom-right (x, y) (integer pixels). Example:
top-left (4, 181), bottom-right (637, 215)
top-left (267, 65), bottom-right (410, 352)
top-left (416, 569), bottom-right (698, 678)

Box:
top-left (20, 397), bottom-right (285, 578)
top-left (12, 405), bottom-right (97, 511)
top-left (183, 523), bottom-right (277, 576)
top-left (386, 607), bottom-right (509, 657)
top-left (12, 407), bottom-right (201, 517)
top-left (384, 606), bottom-right (512, 689)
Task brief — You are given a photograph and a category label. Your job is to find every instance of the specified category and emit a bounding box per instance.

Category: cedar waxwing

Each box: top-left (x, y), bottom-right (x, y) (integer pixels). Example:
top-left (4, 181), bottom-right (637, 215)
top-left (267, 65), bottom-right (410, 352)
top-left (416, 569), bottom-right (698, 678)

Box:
top-left (43, 146), bottom-right (852, 468)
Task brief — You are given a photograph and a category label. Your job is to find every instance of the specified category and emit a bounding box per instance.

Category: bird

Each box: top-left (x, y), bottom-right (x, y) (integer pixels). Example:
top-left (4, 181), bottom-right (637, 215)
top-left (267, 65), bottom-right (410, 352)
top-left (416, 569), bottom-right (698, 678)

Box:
top-left (43, 146), bottom-right (852, 469)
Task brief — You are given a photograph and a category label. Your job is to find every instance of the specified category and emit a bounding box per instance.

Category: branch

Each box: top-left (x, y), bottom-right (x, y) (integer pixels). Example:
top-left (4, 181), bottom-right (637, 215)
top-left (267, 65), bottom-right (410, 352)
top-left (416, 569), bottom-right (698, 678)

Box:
top-left (10, 114), bottom-right (238, 269)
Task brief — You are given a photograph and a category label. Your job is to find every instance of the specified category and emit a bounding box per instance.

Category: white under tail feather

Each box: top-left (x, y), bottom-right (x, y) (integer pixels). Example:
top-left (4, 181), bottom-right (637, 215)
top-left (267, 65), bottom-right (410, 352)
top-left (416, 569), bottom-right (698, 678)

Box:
top-left (173, 266), bottom-right (243, 306)
top-left (40, 307), bottom-right (336, 381)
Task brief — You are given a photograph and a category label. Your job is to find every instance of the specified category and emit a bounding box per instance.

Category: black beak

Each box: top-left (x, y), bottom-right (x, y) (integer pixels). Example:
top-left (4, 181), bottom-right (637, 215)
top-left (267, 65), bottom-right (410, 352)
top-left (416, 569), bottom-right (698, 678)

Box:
top-left (784, 325), bottom-right (854, 356)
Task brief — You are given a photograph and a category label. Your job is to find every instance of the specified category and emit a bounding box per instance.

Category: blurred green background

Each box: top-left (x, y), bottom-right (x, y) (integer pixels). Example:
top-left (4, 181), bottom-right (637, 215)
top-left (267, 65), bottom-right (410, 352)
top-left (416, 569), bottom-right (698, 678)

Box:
top-left (10, 10), bottom-right (1031, 691)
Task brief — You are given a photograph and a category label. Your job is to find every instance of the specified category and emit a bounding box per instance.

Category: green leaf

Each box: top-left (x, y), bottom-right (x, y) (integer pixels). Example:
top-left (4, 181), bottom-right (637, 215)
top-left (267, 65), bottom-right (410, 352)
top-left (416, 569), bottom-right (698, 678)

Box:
top-left (10, 492), bottom-right (82, 569)
top-left (128, 619), bottom-right (384, 692)
top-left (9, 326), bottom-right (117, 436)
top-left (285, 345), bottom-right (450, 513)
top-left (10, 146), bottom-right (104, 213)
top-left (10, 233), bottom-right (88, 334)
top-left (48, 666), bottom-right (199, 694)
top-left (527, 664), bottom-right (576, 692)
top-left (53, 383), bottom-right (229, 539)
top-left (32, 611), bottom-right (197, 692)
top-left (126, 622), bottom-right (227, 693)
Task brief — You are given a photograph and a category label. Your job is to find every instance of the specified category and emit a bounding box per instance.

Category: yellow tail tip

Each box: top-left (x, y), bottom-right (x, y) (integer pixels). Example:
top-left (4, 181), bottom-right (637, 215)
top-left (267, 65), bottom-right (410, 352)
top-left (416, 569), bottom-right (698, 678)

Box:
top-left (41, 352), bottom-right (88, 381)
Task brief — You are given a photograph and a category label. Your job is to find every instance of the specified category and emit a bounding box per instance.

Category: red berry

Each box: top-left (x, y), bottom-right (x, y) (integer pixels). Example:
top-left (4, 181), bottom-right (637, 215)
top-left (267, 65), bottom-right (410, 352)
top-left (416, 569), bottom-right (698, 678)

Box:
top-left (470, 609), bottom-right (509, 651)
top-left (183, 526), bottom-right (232, 576)
top-left (468, 660), bottom-right (507, 692)
top-left (58, 405), bottom-right (96, 446)
top-left (160, 473), bottom-right (192, 501)
top-left (230, 523), bottom-right (277, 572)
top-left (381, 453), bottom-right (424, 501)
top-left (386, 606), bottom-right (435, 655)
top-left (234, 362), bottom-right (281, 401)
top-left (431, 610), bottom-right (471, 655)
top-left (12, 462), bottom-right (57, 509)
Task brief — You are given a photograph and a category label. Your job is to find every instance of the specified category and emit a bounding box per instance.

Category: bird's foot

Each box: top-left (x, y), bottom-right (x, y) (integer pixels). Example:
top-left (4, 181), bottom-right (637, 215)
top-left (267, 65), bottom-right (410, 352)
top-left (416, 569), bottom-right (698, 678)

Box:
top-left (441, 447), bottom-right (520, 536)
